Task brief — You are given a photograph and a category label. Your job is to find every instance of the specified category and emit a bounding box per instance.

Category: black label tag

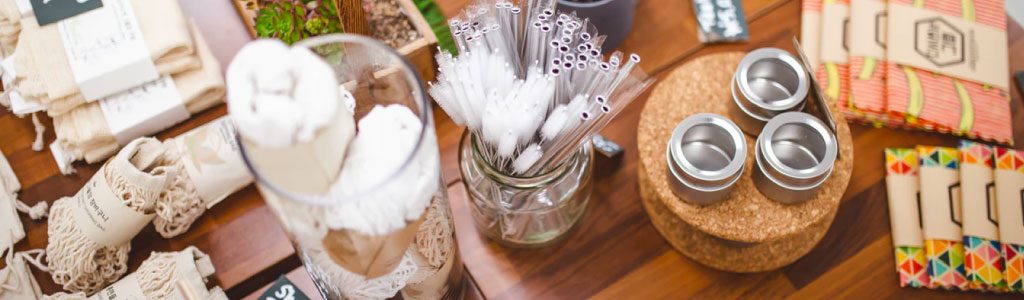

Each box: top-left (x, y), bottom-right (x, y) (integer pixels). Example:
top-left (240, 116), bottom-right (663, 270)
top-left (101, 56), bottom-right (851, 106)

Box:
top-left (692, 0), bottom-right (749, 43)
top-left (260, 276), bottom-right (312, 300)
top-left (30, 0), bottom-right (104, 26)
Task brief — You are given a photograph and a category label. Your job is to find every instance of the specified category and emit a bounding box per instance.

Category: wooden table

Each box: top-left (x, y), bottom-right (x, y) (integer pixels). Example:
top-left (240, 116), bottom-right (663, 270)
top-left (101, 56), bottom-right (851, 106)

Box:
top-left (2, 0), bottom-right (1022, 299)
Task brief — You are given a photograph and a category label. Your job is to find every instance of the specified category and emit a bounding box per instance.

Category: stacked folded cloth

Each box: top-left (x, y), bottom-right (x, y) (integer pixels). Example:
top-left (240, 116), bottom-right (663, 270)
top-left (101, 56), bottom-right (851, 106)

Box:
top-left (0, 0), bottom-right (226, 173)
top-left (803, 0), bottom-right (1012, 145)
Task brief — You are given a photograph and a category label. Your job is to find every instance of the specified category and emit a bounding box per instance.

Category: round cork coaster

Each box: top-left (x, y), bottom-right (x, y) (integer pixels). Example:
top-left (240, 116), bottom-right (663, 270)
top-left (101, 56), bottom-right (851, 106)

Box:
top-left (637, 52), bottom-right (853, 271)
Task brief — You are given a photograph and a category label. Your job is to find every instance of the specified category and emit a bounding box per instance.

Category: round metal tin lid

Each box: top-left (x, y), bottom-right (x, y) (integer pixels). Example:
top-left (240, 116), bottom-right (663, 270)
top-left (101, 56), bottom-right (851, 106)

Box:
top-left (667, 113), bottom-right (746, 186)
top-left (757, 112), bottom-right (837, 181)
top-left (735, 48), bottom-right (809, 112)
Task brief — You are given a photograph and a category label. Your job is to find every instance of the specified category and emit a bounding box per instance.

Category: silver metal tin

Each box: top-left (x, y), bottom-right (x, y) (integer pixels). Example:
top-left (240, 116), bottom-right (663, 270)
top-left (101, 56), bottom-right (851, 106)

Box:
top-left (666, 113), bottom-right (746, 205)
top-left (752, 112), bottom-right (838, 204)
top-left (729, 48), bottom-right (810, 135)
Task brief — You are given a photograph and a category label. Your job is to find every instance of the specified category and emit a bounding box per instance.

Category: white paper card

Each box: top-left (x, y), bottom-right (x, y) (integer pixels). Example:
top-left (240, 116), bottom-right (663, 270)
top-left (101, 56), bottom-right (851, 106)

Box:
top-left (15, 0), bottom-right (32, 17)
top-left (58, 0), bottom-right (158, 101)
top-left (99, 76), bottom-right (189, 145)
top-left (820, 3), bottom-right (849, 63)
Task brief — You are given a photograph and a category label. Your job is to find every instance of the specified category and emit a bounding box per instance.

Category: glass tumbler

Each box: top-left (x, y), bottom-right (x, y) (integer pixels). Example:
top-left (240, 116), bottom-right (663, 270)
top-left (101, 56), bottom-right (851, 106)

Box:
top-left (459, 132), bottom-right (594, 248)
top-left (237, 34), bottom-right (464, 300)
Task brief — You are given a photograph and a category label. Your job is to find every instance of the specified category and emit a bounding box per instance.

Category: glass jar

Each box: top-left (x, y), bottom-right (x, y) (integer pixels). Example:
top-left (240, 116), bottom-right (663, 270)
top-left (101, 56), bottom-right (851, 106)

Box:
top-left (458, 131), bottom-right (593, 247)
top-left (236, 34), bottom-right (464, 300)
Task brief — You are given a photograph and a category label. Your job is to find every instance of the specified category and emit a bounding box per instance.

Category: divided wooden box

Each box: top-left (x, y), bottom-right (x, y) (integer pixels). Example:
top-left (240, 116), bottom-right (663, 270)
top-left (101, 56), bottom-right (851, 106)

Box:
top-left (232, 0), bottom-right (439, 81)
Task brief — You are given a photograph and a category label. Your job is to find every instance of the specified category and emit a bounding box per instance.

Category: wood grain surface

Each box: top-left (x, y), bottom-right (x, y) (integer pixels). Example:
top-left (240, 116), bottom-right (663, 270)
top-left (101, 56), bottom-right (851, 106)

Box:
top-left (0, 0), bottom-right (1021, 299)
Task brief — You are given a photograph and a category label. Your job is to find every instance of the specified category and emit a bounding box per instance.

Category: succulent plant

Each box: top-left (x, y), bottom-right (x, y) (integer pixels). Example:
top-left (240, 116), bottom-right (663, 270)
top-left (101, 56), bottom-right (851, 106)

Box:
top-left (254, 0), bottom-right (344, 44)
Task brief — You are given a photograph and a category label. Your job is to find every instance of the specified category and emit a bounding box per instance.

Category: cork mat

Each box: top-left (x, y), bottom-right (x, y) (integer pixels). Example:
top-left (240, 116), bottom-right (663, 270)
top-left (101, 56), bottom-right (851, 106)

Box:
top-left (637, 52), bottom-right (853, 270)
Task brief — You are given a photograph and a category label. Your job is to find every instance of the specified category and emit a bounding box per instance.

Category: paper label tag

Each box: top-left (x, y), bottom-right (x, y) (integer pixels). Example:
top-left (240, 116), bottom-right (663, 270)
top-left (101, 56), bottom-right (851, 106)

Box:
top-left (920, 166), bottom-right (962, 241)
top-left (800, 10), bottom-right (821, 71)
top-left (58, 0), bottom-right (159, 101)
top-left (72, 173), bottom-right (155, 247)
top-left (886, 174), bottom-right (925, 247)
top-left (99, 76), bottom-right (189, 146)
top-left (886, 2), bottom-right (1009, 89)
top-left (820, 3), bottom-right (849, 63)
top-left (849, 0), bottom-right (886, 58)
top-left (960, 163), bottom-right (998, 240)
top-left (260, 276), bottom-right (312, 300)
top-left (692, 0), bottom-right (749, 42)
top-left (173, 118), bottom-right (252, 208)
top-left (30, 0), bottom-right (103, 26)
top-left (89, 273), bottom-right (146, 300)
top-left (996, 169), bottom-right (1024, 245)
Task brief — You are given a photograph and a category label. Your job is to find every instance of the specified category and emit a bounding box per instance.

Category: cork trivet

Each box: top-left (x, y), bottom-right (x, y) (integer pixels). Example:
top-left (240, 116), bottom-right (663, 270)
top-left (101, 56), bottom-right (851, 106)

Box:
top-left (637, 52), bottom-right (853, 271)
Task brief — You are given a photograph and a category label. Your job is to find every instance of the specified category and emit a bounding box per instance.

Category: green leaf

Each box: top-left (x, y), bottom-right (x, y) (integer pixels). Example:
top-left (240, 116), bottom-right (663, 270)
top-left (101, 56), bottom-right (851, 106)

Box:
top-left (413, 0), bottom-right (456, 52)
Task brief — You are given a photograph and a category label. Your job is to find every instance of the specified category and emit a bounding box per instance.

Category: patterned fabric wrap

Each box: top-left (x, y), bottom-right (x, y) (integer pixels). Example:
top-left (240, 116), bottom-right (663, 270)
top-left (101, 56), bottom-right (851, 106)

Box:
top-left (885, 148), bottom-right (929, 288)
top-left (964, 236), bottom-right (1007, 290)
top-left (918, 146), bottom-right (968, 290)
top-left (959, 140), bottom-right (1006, 290)
top-left (817, 0), bottom-right (850, 120)
top-left (995, 147), bottom-right (1024, 291)
top-left (885, 0), bottom-right (1011, 144)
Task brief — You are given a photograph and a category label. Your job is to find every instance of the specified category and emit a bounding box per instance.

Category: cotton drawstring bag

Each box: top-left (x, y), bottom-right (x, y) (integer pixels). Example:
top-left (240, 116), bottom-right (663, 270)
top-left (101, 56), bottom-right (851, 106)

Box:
top-left (0, 148), bottom-right (46, 256)
top-left (50, 27), bottom-right (224, 169)
top-left (11, 0), bottom-right (198, 111)
top-left (46, 137), bottom-right (175, 294)
top-left (44, 246), bottom-right (228, 299)
top-left (0, 245), bottom-right (47, 300)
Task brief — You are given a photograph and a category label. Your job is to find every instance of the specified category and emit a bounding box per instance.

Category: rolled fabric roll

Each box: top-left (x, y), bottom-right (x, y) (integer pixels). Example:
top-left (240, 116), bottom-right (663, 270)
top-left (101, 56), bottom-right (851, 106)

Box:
top-left (12, 0), bottom-right (198, 112)
top-left (43, 246), bottom-right (228, 299)
top-left (50, 27), bottom-right (223, 167)
top-left (46, 138), bottom-right (175, 294)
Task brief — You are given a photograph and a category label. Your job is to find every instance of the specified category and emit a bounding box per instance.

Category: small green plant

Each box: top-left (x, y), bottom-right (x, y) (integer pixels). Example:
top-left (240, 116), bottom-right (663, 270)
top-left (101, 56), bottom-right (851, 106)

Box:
top-left (255, 0), bottom-right (345, 45)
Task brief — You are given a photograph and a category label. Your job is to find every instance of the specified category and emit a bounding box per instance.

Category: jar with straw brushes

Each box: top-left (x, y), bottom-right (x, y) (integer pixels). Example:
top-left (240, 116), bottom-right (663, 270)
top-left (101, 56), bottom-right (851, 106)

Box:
top-left (431, 0), bottom-right (652, 247)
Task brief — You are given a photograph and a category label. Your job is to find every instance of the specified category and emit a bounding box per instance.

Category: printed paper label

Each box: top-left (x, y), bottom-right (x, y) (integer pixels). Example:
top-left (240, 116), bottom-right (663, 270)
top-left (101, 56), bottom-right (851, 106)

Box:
top-left (800, 10), bottom-right (822, 70)
top-left (920, 166), bottom-right (962, 241)
top-left (99, 76), bottom-right (189, 146)
top-left (820, 3), bottom-right (849, 63)
top-left (849, 0), bottom-right (886, 58)
top-left (886, 174), bottom-right (925, 247)
top-left (886, 2), bottom-right (1009, 89)
top-left (58, 0), bottom-right (159, 101)
top-left (89, 273), bottom-right (146, 300)
top-left (72, 173), bottom-right (155, 247)
top-left (960, 163), bottom-right (998, 240)
top-left (996, 169), bottom-right (1024, 245)
top-left (173, 117), bottom-right (252, 208)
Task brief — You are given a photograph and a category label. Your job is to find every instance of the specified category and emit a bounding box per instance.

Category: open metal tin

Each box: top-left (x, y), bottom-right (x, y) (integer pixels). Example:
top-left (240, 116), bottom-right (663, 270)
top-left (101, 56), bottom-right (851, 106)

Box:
top-left (666, 113), bottom-right (746, 205)
top-left (729, 48), bottom-right (810, 135)
top-left (752, 112), bottom-right (837, 204)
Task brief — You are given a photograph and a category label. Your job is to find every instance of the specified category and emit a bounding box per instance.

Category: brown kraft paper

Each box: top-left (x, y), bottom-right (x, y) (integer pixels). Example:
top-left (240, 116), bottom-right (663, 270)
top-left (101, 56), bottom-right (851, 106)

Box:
top-left (920, 163), bottom-right (962, 241)
top-left (322, 216), bottom-right (425, 279)
top-left (995, 168), bottom-right (1024, 246)
top-left (961, 162), bottom-right (998, 240)
top-left (886, 173), bottom-right (925, 247)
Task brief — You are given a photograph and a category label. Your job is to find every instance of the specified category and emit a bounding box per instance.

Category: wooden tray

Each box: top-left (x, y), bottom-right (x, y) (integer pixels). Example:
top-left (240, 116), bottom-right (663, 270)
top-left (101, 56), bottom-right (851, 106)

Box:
top-left (636, 52), bottom-right (854, 272)
top-left (231, 0), bottom-right (439, 81)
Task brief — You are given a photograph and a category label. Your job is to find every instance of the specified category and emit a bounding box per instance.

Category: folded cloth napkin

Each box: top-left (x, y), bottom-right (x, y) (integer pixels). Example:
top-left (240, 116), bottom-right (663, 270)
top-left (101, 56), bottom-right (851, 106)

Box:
top-left (46, 138), bottom-right (175, 294)
top-left (51, 27), bottom-right (223, 166)
top-left (43, 246), bottom-right (228, 299)
top-left (11, 0), bottom-right (198, 113)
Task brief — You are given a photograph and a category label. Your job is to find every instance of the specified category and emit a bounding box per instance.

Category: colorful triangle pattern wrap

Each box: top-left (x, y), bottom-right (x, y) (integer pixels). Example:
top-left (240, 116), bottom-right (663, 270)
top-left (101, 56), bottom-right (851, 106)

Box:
top-left (918, 146), bottom-right (959, 170)
top-left (886, 148), bottom-right (919, 175)
top-left (896, 245), bottom-right (932, 288)
top-left (1005, 243), bottom-right (1024, 292)
top-left (995, 147), bottom-right (1024, 174)
top-left (925, 239), bottom-right (969, 290)
top-left (959, 140), bottom-right (1005, 291)
top-left (964, 236), bottom-right (1007, 290)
